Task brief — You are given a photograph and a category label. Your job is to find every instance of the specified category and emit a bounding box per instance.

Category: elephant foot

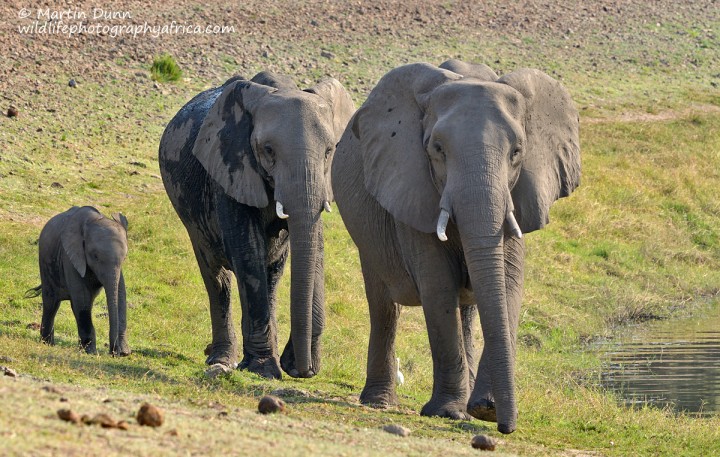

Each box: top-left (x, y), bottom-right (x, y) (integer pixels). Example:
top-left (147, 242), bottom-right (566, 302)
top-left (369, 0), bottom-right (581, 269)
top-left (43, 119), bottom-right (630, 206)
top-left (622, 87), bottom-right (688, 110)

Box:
top-left (421, 397), bottom-right (471, 420)
top-left (280, 337), bottom-right (320, 378)
top-left (359, 385), bottom-right (397, 408)
top-left (467, 397), bottom-right (497, 422)
top-left (80, 340), bottom-right (97, 355)
top-left (204, 342), bottom-right (237, 368)
top-left (238, 356), bottom-right (282, 380)
top-left (110, 341), bottom-right (131, 357)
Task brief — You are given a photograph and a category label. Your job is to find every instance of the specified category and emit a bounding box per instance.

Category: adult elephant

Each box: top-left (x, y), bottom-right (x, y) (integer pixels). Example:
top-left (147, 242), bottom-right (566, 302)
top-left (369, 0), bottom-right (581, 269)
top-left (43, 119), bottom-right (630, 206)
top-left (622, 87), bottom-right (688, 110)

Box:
top-left (159, 72), bottom-right (354, 379)
top-left (332, 60), bottom-right (580, 433)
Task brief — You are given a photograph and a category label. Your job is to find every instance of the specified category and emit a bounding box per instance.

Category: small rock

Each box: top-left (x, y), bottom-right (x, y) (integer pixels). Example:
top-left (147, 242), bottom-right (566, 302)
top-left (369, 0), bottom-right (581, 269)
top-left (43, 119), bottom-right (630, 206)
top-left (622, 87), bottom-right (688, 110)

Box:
top-left (382, 424), bottom-right (410, 437)
top-left (116, 420), bottom-right (130, 431)
top-left (68, 79), bottom-right (77, 88)
top-left (258, 395), bottom-right (285, 414)
top-left (86, 413), bottom-right (117, 428)
top-left (471, 434), bottom-right (497, 451)
top-left (204, 363), bottom-right (233, 379)
top-left (59, 397), bottom-right (68, 402)
top-left (320, 50), bottom-right (336, 59)
top-left (57, 409), bottom-right (81, 424)
top-left (2, 366), bottom-right (17, 377)
top-left (7, 106), bottom-right (18, 118)
top-left (136, 402), bottom-right (164, 427)
top-left (166, 428), bottom-right (179, 437)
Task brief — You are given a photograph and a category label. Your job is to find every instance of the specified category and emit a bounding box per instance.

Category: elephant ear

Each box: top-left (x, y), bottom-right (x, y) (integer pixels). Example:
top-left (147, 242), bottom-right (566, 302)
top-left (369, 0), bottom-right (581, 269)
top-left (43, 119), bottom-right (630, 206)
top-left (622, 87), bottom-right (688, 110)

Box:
top-left (192, 79), bottom-right (276, 208)
top-left (499, 69), bottom-right (581, 233)
top-left (60, 206), bottom-right (102, 278)
top-left (305, 78), bottom-right (356, 141)
top-left (439, 59), bottom-right (498, 81)
top-left (352, 63), bottom-right (462, 233)
top-left (111, 212), bottom-right (128, 232)
top-left (305, 78), bottom-right (356, 203)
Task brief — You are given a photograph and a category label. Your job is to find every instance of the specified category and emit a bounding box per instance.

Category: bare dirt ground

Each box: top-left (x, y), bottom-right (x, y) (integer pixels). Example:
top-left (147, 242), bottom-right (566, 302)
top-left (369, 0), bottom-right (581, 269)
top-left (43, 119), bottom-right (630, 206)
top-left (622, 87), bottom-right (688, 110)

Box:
top-left (1, 0), bottom-right (717, 108)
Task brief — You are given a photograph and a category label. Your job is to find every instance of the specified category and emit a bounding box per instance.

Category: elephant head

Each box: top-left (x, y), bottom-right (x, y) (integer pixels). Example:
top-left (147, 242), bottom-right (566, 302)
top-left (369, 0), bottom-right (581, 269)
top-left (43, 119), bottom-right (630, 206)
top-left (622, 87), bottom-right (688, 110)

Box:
top-left (61, 206), bottom-right (129, 355)
top-left (191, 74), bottom-right (355, 376)
top-left (351, 62), bottom-right (580, 432)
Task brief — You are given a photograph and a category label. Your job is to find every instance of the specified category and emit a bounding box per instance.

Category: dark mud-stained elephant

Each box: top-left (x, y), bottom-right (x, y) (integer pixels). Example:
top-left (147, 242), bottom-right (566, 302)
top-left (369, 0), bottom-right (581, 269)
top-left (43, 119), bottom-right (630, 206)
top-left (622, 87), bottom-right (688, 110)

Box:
top-left (332, 60), bottom-right (580, 433)
top-left (27, 206), bottom-right (130, 356)
top-left (159, 72), bottom-right (354, 379)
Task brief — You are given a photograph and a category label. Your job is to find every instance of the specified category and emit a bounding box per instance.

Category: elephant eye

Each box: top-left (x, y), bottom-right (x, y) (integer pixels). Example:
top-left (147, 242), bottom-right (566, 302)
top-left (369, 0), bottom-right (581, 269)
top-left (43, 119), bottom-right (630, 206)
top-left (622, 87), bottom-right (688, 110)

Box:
top-left (433, 142), bottom-right (444, 155)
top-left (510, 147), bottom-right (521, 162)
top-left (325, 147), bottom-right (334, 159)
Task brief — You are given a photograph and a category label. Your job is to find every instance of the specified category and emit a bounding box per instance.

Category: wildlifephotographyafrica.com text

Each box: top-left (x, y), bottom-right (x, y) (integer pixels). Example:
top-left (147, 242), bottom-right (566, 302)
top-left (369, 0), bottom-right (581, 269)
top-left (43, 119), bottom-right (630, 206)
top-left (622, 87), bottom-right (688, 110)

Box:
top-left (16, 7), bottom-right (235, 39)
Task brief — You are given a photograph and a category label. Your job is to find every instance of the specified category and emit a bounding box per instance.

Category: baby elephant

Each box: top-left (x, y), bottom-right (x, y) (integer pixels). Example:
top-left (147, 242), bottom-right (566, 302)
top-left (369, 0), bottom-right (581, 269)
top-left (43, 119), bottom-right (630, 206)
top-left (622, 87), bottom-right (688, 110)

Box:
top-left (28, 206), bottom-right (130, 356)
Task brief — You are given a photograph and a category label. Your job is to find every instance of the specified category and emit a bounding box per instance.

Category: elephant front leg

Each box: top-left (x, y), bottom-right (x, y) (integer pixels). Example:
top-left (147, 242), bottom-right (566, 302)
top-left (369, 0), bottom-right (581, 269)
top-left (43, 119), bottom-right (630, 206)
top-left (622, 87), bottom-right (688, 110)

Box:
top-left (70, 300), bottom-right (97, 354)
top-left (468, 235), bottom-right (524, 421)
top-left (235, 256), bottom-right (282, 380)
top-left (360, 268), bottom-right (401, 407)
top-left (420, 297), bottom-right (471, 420)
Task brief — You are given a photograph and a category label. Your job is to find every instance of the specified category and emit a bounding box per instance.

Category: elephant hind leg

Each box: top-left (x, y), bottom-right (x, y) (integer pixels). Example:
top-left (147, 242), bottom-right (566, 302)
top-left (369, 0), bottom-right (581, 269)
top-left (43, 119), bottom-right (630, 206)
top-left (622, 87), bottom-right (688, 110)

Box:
top-left (40, 292), bottom-right (61, 345)
top-left (360, 266), bottom-right (400, 408)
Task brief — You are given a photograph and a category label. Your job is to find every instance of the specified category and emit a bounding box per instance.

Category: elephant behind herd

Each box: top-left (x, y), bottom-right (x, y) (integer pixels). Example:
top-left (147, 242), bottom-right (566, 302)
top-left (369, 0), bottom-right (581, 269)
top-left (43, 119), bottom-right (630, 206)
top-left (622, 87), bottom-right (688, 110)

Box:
top-left (29, 60), bottom-right (580, 435)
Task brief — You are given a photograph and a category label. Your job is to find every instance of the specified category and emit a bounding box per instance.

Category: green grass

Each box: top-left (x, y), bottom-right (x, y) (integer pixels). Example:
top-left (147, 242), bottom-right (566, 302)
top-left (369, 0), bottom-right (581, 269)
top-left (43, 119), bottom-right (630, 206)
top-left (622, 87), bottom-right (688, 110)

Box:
top-left (2, 2), bottom-right (720, 455)
top-left (151, 54), bottom-right (183, 83)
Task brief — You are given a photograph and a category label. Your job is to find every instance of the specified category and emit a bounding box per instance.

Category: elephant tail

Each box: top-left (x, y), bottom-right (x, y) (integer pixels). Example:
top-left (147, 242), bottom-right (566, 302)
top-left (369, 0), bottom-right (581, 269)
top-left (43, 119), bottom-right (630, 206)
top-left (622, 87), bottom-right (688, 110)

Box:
top-left (24, 285), bottom-right (42, 299)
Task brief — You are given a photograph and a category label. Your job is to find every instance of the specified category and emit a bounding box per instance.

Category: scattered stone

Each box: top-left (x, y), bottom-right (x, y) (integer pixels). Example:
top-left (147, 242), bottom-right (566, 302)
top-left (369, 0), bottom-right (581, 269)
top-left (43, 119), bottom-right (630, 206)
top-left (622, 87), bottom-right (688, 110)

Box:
top-left (382, 424), bottom-right (411, 437)
top-left (26, 322), bottom-right (41, 330)
top-left (68, 79), bottom-right (77, 88)
top-left (50, 182), bottom-right (64, 189)
top-left (258, 395), bottom-right (285, 414)
top-left (320, 50), bottom-right (336, 59)
top-left (7, 106), bottom-right (18, 117)
top-left (166, 428), bottom-right (179, 437)
top-left (59, 397), bottom-right (68, 402)
top-left (86, 413), bottom-right (117, 428)
top-left (57, 409), bottom-right (81, 424)
top-left (471, 434), bottom-right (497, 451)
top-left (116, 420), bottom-right (130, 431)
top-left (136, 402), bottom-right (164, 427)
top-left (204, 363), bottom-right (233, 379)
top-left (2, 366), bottom-right (18, 377)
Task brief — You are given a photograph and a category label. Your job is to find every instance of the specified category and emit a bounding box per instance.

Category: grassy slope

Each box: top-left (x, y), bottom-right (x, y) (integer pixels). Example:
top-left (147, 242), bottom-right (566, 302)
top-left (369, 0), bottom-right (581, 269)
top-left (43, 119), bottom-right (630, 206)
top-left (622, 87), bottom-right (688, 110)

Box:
top-left (1, 1), bottom-right (720, 455)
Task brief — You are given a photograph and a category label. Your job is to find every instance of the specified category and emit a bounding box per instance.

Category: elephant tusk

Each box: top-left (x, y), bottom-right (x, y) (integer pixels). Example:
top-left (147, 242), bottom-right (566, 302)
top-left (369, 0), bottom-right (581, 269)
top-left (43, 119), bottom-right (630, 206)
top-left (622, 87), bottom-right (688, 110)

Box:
top-left (276, 201), bottom-right (289, 219)
top-left (436, 209), bottom-right (450, 242)
top-left (323, 201), bottom-right (332, 213)
top-left (506, 211), bottom-right (523, 239)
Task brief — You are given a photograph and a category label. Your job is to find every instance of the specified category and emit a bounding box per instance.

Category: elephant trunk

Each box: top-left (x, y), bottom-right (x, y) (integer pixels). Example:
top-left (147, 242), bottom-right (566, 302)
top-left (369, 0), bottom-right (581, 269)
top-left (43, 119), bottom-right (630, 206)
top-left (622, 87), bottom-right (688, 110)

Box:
top-left (449, 163), bottom-right (517, 434)
top-left (102, 268), bottom-right (122, 356)
top-left (281, 157), bottom-right (325, 378)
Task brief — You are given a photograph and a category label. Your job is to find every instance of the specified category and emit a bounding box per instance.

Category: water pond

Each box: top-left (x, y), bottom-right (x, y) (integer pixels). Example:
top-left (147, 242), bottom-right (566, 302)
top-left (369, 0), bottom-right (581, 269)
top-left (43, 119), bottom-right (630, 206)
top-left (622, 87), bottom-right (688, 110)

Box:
top-left (598, 307), bottom-right (720, 416)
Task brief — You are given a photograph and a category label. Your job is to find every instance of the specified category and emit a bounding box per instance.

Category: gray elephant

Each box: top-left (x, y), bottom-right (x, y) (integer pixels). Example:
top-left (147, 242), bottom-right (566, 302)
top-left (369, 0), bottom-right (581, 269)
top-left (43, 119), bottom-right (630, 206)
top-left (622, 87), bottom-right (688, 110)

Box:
top-left (332, 60), bottom-right (580, 434)
top-left (158, 72), bottom-right (354, 379)
top-left (27, 206), bottom-right (130, 356)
